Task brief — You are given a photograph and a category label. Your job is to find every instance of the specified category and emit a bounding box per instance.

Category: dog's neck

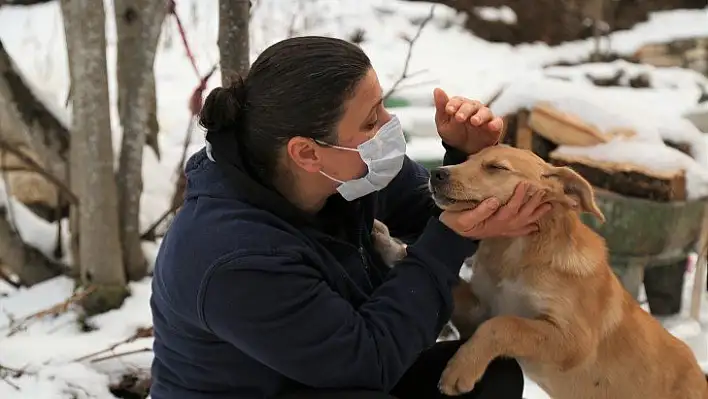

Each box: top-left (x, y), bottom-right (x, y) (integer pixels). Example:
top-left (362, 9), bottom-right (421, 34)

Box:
top-left (476, 206), bottom-right (605, 279)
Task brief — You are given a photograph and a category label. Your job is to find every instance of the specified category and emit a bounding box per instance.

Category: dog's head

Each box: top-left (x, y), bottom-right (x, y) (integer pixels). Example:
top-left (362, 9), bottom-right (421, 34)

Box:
top-left (429, 145), bottom-right (605, 223)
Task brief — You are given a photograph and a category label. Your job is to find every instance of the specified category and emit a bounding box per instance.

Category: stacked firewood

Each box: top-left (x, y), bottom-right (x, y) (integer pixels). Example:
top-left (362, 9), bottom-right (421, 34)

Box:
top-left (501, 103), bottom-right (689, 202)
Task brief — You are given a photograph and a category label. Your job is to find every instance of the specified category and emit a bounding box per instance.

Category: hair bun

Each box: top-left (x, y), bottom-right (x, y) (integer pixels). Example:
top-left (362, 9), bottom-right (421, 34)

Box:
top-left (199, 73), bottom-right (246, 134)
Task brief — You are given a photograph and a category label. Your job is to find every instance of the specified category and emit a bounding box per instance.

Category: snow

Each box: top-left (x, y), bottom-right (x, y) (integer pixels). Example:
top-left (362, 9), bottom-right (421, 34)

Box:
top-left (474, 6), bottom-right (517, 25)
top-left (406, 136), bottom-right (446, 161)
top-left (0, 0), bottom-right (708, 397)
top-left (0, 181), bottom-right (61, 261)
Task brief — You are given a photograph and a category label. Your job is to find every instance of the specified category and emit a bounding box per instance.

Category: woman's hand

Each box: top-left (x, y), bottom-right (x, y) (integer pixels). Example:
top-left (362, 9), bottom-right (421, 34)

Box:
top-left (439, 182), bottom-right (552, 239)
top-left (434, 88), bottom-right (503, 155)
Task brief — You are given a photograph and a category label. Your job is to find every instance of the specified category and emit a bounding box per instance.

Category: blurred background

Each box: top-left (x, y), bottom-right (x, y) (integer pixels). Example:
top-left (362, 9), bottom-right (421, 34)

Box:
top-left (0, 0), bottom-right (707, 397)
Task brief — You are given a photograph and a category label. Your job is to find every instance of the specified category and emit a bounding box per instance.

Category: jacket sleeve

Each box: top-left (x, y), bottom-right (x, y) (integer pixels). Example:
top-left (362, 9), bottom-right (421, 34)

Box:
top-left (198, 218), bottom-right (478, 391)
top-left (376, 142), bottom-right (470, 243)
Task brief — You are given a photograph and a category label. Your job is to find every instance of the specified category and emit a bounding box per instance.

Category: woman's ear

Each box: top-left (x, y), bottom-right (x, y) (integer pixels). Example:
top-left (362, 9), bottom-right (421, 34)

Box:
top-left (286, 137), bottom-right (323, 173)
top-left (542, 166), bottom-right (605, 224)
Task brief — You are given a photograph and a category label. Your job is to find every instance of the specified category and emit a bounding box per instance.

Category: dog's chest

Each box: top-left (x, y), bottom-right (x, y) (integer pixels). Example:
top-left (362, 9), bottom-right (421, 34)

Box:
top-left (470, 268), bottom-right (540, 319)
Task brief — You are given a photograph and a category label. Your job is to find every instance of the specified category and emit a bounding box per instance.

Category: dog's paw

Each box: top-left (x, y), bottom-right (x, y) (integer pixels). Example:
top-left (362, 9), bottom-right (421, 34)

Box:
top-left (438, 352), bottom-right (486, 396)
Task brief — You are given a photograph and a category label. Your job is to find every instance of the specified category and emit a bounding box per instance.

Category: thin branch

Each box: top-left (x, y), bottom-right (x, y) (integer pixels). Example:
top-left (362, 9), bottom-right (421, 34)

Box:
top-left (140, 201), bottom-right (180, 241)
top-left (0, 362), bottom-right (31, 391)
top-left (140, 63), bottom-right (218, 240)
top-left (388, 78), bottom-right (439, 94)
top-left (89, 347), bottom-right (152, 364)
top-left (484, 83), bottom-right (509, 108)
top-left (383, 5), bottom-right (436, 101)
top-left (139, 116), bottom-right (194, 241)
top-left (2, 285), bottom-right (95, 336)
top-left (72, 326), bottom-right (153, 362)
top-left (0, 363), bottom-right (24, 375)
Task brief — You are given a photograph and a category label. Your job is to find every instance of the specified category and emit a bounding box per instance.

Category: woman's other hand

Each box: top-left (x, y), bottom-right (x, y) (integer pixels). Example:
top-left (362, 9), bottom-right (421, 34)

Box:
top-left (439, 182), bottom-right (552, 239)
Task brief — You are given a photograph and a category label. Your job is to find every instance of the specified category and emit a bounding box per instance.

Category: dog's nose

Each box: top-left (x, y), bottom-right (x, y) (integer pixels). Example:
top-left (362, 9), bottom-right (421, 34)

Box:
top-left (430, 167), bottom-right (450, 184)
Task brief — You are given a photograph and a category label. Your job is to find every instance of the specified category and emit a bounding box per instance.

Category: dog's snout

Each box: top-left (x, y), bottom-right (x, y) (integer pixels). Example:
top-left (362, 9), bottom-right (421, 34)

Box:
top-left (431, 167), bottom-right (450, 185)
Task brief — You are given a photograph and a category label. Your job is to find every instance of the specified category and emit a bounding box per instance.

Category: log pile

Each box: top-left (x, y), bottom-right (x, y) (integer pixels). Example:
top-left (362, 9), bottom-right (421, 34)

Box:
top-left (501, 102), bottom-right (689, 202)
top-left (634, 37), bottom-right (708, 77)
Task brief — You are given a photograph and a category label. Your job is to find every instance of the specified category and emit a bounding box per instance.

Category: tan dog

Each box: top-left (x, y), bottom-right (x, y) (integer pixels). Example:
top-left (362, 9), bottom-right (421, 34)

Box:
top-left (373, 145), bottom-right (707, 399)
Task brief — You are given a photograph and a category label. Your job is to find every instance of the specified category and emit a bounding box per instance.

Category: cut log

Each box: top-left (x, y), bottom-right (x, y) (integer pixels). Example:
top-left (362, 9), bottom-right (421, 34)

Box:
top-left (528, 102), bottom-right (610, 147)
top-left (515, 111), bottom-right (533, 150)
top-left (549, 151), bottom-right (687, 202)
top-left (512, 117), bottom-right (558, 162)
top-left (500, 112), bottom-right (517, 147)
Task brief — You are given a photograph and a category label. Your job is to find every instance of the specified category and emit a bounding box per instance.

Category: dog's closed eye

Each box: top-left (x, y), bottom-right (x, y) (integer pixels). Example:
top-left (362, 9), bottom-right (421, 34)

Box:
top-left (483, 161), bottom-right (512, 172)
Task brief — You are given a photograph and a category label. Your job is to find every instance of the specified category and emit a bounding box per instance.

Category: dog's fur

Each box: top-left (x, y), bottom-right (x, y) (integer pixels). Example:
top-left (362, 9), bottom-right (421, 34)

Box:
top-left (371, 145), bottom-right (708, 399)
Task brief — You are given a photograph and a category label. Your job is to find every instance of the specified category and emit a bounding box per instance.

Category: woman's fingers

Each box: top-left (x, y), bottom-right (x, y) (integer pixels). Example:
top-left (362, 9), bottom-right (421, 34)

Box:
top-left (469, 107), bottom-right (493, 126)
top-left (485, 116), bottom-right (504, 132)
top-left (439, 197), bottom-right (501, 236)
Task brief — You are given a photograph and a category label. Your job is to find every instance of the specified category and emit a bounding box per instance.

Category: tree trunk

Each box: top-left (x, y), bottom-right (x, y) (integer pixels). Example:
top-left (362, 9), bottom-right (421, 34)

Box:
top-left (60, 0), bottom-right (126, 297)
top-left (0, 207), bottom-right (70, 286)
top-left (114, 0), bottom-right (166, 281)
top-left (218, 0), bottom-right (250, 82)
top-left (0, 38), bottom-right (70, 191)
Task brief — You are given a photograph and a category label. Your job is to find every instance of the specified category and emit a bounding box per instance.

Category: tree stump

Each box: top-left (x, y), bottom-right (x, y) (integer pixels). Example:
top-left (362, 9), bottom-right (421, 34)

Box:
top-left (580, 188), bottom-right (706, 298)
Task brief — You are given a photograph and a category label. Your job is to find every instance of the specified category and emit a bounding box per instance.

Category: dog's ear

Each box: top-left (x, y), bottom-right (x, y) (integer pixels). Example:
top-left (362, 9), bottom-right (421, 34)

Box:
top-left (542, 166), bottom-right (605, 224)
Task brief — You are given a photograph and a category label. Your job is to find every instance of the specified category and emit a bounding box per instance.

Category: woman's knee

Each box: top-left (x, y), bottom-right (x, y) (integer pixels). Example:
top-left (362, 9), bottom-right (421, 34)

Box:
top-left (471, 357), bottom-right (524, 399)
top-left (277, 389), bottom-right (395, 399)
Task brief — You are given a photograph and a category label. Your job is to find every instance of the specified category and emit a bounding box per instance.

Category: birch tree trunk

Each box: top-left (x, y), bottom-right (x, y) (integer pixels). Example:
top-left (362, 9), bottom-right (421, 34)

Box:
top-left (60, 0), bottom-right (127, 308)
top-left (114, 0), bottom-right (166, 281)
top-left (218, 0), bottom-right (250, 82)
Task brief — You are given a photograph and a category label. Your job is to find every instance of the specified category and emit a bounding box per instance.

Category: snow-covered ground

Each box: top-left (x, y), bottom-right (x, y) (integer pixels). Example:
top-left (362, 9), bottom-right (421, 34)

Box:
top-left (1, 0), bottom-right (708, 397)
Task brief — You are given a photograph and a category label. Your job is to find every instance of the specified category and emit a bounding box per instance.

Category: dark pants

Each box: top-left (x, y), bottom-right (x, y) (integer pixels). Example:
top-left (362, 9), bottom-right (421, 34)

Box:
top-left (279, 340), bottom-right (524, 399)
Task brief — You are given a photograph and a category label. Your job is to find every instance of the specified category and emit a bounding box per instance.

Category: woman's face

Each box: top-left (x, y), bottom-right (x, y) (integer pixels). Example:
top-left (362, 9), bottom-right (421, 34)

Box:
top-left (318, 68), bottom-right (392, 183)
top-left (284, 67), bottom-right (393, 193)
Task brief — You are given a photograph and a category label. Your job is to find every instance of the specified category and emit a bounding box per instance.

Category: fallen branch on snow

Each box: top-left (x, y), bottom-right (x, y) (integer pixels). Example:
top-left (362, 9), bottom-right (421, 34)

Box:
top-left (0, 363), bottom-right (32, 391)
top-left (72, 325), bottom-right (153, 363)
top-left (90, 347), bottom-right (152, 364)
top-left (2, 285), bottom-right (96, 336)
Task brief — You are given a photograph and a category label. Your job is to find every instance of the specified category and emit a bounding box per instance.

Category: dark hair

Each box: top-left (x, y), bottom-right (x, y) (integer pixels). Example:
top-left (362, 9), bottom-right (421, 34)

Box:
top-left (200, 36), bottom-right (372, 184)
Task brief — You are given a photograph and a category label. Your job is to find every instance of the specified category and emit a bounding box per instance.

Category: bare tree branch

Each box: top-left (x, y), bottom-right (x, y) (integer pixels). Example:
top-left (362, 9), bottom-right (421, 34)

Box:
top-left (73, 325), bottom-right (153, 362)
top-left (383, 5), bottom-right (436, 101)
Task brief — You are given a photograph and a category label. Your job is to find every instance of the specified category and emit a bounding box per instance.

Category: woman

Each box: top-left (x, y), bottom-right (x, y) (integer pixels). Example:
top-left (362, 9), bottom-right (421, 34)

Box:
top-left (149, 36), bottom-right (550, 399)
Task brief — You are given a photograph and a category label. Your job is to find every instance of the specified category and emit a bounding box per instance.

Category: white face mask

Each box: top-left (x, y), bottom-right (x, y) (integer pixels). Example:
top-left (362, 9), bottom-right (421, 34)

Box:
top-left (318, 115), bottom-right (406, 201)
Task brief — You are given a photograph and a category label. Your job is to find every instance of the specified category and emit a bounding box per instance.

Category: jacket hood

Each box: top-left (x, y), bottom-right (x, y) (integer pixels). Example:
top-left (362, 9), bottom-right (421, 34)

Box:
top-left (184, 133), bottom-right (360, 230)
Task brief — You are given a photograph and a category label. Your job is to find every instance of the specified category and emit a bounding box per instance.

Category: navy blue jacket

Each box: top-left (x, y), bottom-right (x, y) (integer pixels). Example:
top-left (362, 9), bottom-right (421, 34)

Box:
top-left (149, 139), bottom-right (478, 399)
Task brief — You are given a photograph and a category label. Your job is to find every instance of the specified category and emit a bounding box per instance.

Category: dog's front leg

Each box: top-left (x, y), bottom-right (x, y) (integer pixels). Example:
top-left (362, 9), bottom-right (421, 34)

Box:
top-left (438, 315), bottom-right (590, 396)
